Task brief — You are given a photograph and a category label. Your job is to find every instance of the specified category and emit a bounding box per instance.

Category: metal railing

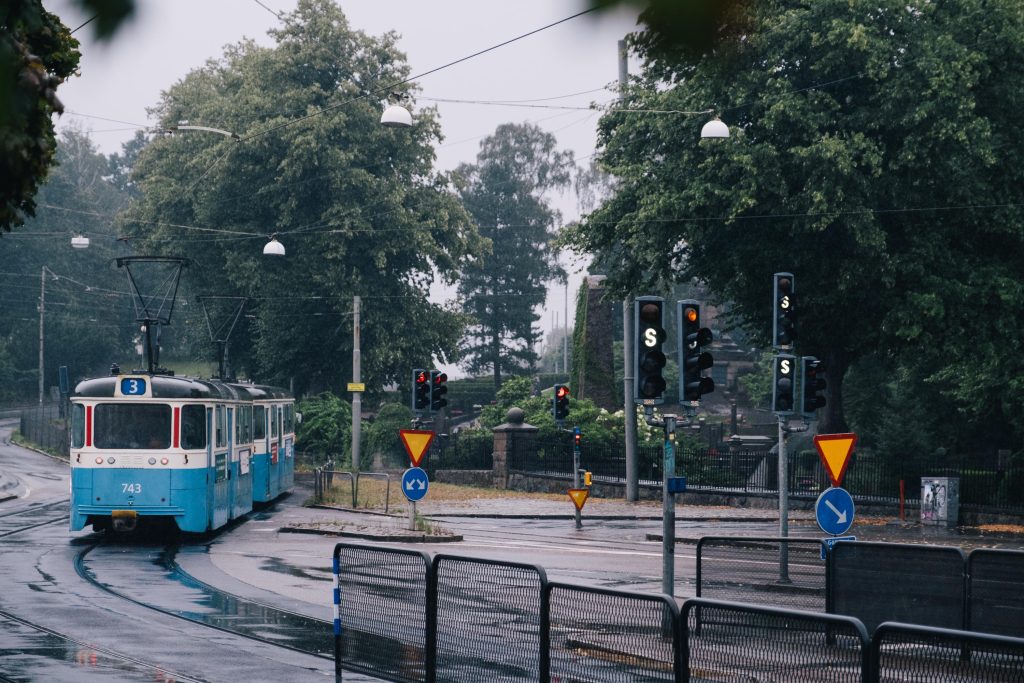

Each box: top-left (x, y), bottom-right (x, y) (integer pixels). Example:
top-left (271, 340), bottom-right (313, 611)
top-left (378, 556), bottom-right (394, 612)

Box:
top-left (507, 439), bottom-right (1024, 514)
top-left (332, 541), bottom-right (1024, 683)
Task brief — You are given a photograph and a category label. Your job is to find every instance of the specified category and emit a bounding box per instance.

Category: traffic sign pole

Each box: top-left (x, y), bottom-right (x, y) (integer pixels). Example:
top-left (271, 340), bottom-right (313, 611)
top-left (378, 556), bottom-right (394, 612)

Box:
top-left (572, 426), bottom-right (582, 529)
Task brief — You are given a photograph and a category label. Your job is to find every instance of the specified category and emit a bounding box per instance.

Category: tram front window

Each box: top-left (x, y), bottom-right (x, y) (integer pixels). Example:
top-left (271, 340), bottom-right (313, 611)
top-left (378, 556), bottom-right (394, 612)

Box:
top-left (94, 403), bottom-right (171, 449)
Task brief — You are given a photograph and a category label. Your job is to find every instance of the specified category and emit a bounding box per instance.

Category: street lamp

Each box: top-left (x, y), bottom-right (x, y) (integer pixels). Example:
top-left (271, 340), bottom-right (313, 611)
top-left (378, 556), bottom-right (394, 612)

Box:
top-left (262, 234), bottom-right (286, 256)
top-left (700, 117), bottom-right (729, 139)
top-left (380, 103), bottom-right (413, 128)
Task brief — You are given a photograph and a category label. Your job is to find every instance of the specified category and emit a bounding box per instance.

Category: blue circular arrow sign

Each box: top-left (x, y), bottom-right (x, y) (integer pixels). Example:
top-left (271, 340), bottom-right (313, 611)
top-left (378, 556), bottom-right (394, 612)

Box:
top-left (401, 467), bottom-right (429, 502)
top-left (815, 486), bottom-right (855, 536)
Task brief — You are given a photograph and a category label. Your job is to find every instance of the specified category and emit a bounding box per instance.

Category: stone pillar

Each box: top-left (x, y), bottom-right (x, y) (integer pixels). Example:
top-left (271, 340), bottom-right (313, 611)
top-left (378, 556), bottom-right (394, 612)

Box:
top-left (491, 407), bottom-right (537, 489)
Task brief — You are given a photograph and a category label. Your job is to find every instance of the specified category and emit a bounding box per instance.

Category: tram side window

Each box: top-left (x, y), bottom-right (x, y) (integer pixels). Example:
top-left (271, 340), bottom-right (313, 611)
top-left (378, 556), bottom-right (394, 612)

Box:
top-left (271, 405), bottom-right (279, 439)
top-left (181, 405), bottom-right (207, 450)
top-left (215, 405), bottom-right (227, 448)
top-left (283, 404), bottom-right (294, 434)
top-left (253, 406), bottom-right (266, 441)
top-left (95, 403), bottom-right (171, 449)
top-left (236, 405), bottom-right (252, 444)
top-left (71, 404), bottom-right (85, 448)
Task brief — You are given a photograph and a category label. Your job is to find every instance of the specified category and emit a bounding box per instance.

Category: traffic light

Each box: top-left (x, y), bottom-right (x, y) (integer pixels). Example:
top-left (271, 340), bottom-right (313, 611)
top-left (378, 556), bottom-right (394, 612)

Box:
top-left (553, 384), bottom-right (570, 422)
top-left (430, 370), bottom-right (448, 410)
top-left (573, 425), bottom-right (581, 448)
top-left (634, 296), bottom-right (667, 404)
top-left (773, 272), bottom-right (796, 348)
top-left (772, 354), bottom-right (796, 414)
top-left (412, 369), bottom-right (430, 411)
top-left (801, 356), bottom-right (827, 417)
top-left (678, 299), bottom-right (715, 403)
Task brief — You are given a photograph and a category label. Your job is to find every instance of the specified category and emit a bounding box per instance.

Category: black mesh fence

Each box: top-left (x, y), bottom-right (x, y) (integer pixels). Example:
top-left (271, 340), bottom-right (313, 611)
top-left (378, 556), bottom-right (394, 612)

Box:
top-left (432, 554), bottom-right (546, 682)
top-left (829, 542), bottom-right (966, 633)
top-left (333, 543), bottom-right (431, 683)
top-left (696, 537), bottom-right (828, 612)
top-left (873, 622), bottom-right (1024, 683)
top-left (682, 598), bottom-right (870, 683)
top-left (18, 402), bottom-right (69, 456)
top-left (967, 549), bottom-right (1024, 638)
top-left (546, 582), bottom-right (680, 683)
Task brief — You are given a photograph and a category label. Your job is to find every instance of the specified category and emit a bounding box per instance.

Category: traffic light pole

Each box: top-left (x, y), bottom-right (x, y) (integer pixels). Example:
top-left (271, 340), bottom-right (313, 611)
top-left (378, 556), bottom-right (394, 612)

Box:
top-left (351, 296), bottom-right (361, 508)
top-left (572, 430), bottom-right (582, 530)
top-left (645, 408), bottom-right (680, 597)
top-left (777, 413), bottom-right (790, 583)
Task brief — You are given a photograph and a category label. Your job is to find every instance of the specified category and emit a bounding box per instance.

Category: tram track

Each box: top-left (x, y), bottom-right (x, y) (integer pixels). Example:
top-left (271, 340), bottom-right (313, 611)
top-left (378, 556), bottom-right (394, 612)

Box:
top-left (0, 602), bottom-right (206, 683)
top-left (0, 499), bottom-right (70, 538)
top-left (75, 541), bottom-right (334, 664)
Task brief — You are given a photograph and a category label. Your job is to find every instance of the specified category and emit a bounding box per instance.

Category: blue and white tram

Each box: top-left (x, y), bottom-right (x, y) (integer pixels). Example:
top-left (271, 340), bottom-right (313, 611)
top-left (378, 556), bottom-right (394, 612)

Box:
top-left (69, 373), bottom-right (295, 533)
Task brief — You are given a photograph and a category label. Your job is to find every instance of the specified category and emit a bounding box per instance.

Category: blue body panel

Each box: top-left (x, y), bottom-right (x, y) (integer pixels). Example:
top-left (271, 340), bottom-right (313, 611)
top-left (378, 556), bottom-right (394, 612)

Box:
top-left (71, 467), bottom-right (217, 533)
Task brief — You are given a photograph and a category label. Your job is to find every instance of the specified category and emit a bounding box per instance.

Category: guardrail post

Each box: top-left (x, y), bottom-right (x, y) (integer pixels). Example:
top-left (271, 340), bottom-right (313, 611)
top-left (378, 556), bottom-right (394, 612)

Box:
top-left (425, 556), bottom-right (437, 683)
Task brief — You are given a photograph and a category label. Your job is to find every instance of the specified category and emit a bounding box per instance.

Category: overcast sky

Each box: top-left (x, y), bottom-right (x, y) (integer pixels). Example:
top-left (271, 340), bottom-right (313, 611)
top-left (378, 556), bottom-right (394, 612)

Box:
top-left (45, 0), bottom-right (642, 372)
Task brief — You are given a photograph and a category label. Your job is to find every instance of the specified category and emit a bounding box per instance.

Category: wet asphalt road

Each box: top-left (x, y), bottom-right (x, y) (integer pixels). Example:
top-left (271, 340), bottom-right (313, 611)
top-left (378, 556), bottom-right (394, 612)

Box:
top-left (4, 416), bottom-right (1024, 682)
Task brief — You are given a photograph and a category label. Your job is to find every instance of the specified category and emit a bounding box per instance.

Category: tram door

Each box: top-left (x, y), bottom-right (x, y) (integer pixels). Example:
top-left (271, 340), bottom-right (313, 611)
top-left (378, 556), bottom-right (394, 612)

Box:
top-left (212, 404), bottom-right (230, 529)
top-left (234, 404), bottom-right (253, 518)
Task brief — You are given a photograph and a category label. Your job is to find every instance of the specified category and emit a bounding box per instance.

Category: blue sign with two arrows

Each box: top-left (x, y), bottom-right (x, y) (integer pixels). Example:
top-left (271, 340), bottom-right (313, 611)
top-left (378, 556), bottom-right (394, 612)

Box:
top-left (402, 467), bottom-right (429, 502)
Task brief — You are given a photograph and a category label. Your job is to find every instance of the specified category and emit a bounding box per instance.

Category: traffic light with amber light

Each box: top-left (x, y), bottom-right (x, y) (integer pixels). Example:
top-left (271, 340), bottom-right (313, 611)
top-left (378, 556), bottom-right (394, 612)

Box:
top-left (553, 384), bottom-right (570, 422)
top-left (773, 272), bottom-right (796, 348)
top-left (430, 370), bottom-right (448, 411)
top-left (801, 356), bottom-right (827, 418)
top-left (678, 299), bottom-right (715, 403)
top-left (412, 369), bottom-right (430, 412)
top-left (634, 296), bottom-right (667, 404)
top-left (772, 354), bottom-right (796, 415)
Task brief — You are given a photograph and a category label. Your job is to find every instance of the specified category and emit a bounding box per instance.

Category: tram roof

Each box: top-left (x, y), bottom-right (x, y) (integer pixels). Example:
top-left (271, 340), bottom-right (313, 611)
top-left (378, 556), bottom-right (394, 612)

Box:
top-left (72, 374), bottom-right (291, 401)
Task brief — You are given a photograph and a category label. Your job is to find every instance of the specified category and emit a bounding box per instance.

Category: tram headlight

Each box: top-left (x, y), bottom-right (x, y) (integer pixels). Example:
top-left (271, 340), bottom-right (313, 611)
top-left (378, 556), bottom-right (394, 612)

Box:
top-left (95, 457), bottom-right (103, 465)
top-left (160, 458), bottom-right (169, 466)
top-left (148, 457), bottom-right (157, 465)
top-left (107, 457), bottom-right (115, 464)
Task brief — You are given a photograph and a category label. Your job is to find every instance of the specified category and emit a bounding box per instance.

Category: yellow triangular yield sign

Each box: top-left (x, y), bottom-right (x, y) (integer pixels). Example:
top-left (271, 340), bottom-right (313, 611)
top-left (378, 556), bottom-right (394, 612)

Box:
top-left (399, 429), bottom-right (434, 467)
top-left (568, 488), bottom-right (590, 511)
top-left (814, 433), bottom-right (858, 488)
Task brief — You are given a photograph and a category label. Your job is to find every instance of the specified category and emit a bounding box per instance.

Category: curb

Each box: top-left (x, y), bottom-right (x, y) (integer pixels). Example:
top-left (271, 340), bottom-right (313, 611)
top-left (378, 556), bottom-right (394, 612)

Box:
top-left (279, 526), bottom-right (463, 543)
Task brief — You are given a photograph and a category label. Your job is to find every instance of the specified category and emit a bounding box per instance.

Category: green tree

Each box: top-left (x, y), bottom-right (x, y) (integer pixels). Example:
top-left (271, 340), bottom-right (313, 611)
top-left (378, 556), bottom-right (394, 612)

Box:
top-left (455, 123), bottom-right (574, 389)
top-left (0, 127), bottom-right (133, 400)
top-left (564, 0), bottom-right (1024, 437)
top-left (0, 1), bottom-right (79, 234)
top-left (295, 392), bottom-right (352, 462)
top-left (125, 0), bottom-right (483, 397)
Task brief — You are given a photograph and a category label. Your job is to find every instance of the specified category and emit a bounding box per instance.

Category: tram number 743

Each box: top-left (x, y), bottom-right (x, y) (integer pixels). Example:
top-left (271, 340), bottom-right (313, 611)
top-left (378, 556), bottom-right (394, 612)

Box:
top-left (122, 483), bottom-right (142, 494)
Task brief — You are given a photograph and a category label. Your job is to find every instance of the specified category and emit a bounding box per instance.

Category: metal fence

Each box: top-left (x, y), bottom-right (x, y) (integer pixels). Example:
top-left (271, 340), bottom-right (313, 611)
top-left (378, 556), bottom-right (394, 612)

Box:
top-left (506, 437), bottom-right (1024, 514)
top-left (682, 598), bottom-right (870, 683)
top-left (829, 542), bottom-right (967, 634)
top-left (967, 549), bottom-right (1024, 639)
top-left (873, 622), bottom-right (1024, 683)
top-left (696, 537), bottom-right (828, 612)
top-left (433, 555), bottom-right (545, 682)
top-left (425, 431), bottom-right (493, 472)
top-left (17, 402), bottom-right (68, 455)
top-left (547, 582), bottom-right (679, 683)
top-left (332, 541), bottom-right (1024, 683)
top-left (333, 544), bottom-right (431, 683)
top-left (694, 537), bottom-right (1024, 640)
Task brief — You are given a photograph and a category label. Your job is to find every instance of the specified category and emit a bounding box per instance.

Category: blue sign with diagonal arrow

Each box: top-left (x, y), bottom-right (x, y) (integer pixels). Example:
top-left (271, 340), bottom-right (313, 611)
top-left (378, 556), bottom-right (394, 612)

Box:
top-left (815, 486), bottom-right (855, 536)
top-left (401, 467), bottom-right (429, 502)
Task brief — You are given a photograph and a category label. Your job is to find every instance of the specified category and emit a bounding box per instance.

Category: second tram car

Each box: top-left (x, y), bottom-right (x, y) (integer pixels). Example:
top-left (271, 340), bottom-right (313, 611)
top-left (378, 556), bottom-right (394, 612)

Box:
top-left (69, 372), bottom-right (295, 533)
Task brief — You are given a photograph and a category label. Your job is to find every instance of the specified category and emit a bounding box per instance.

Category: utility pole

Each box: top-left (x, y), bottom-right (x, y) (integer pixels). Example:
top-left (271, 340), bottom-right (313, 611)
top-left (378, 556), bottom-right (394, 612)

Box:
top-left (351, 295), bottom-right (361, 506)
top-left (619, 38), bottom-right (638, 502)
top-left (38, 266), bottom-right (46, 404)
